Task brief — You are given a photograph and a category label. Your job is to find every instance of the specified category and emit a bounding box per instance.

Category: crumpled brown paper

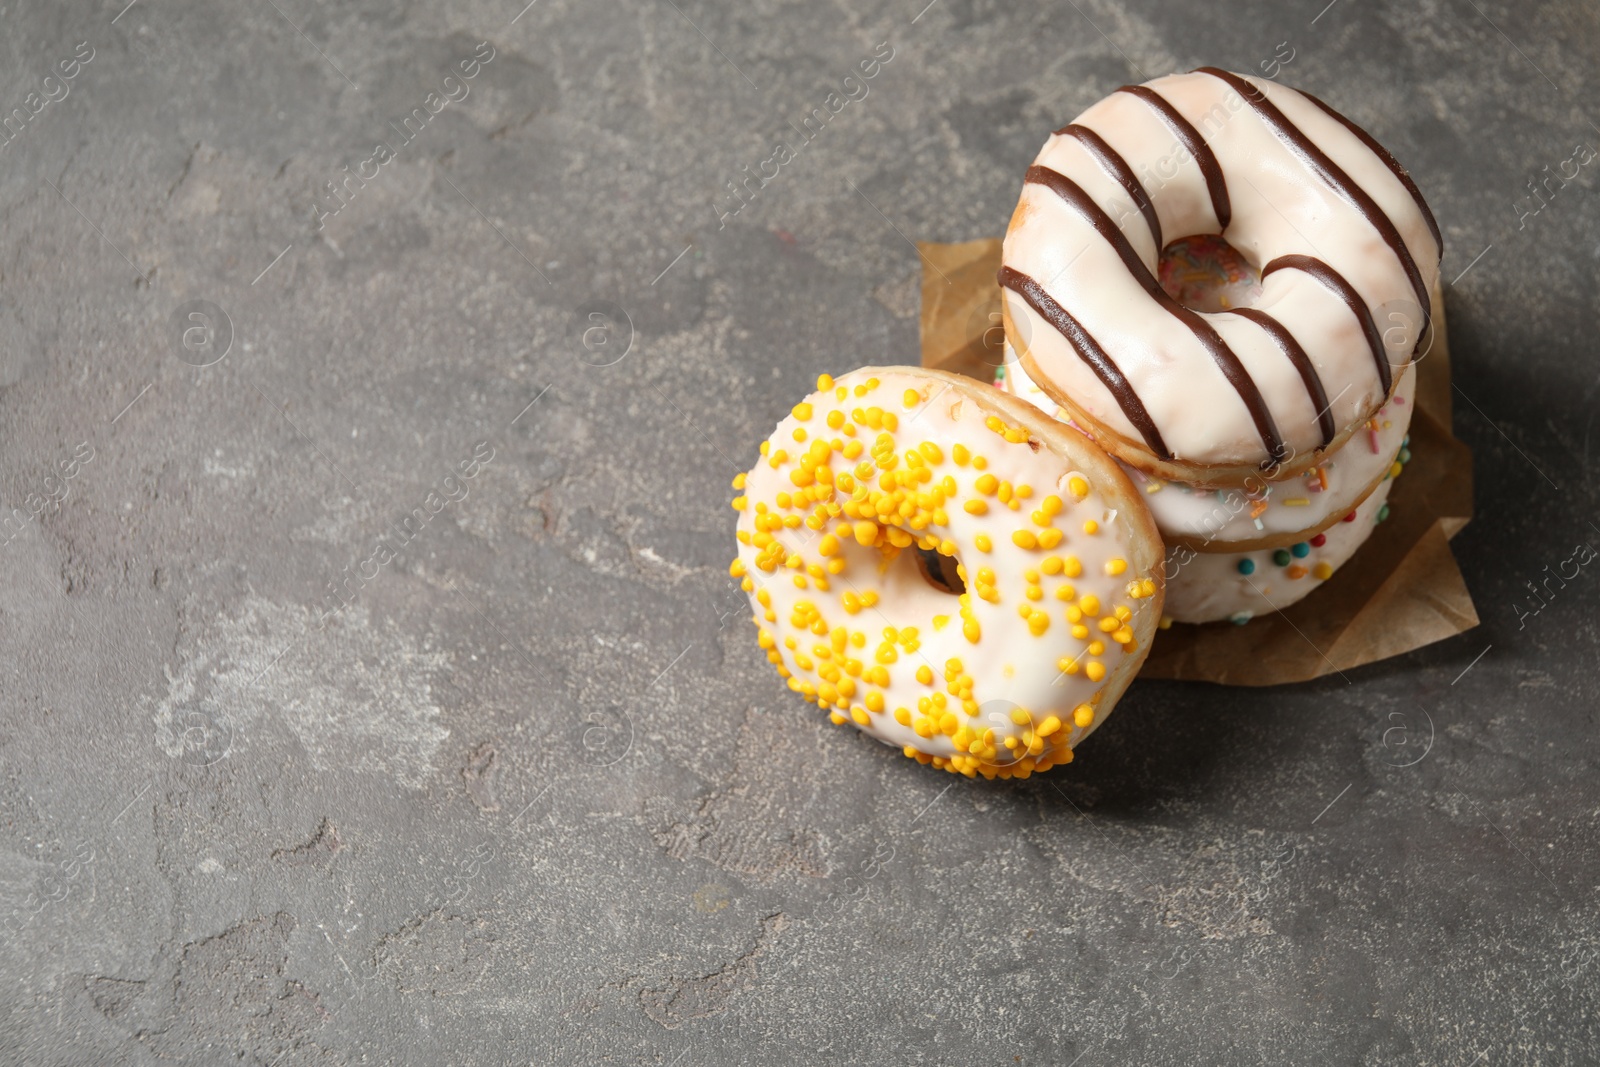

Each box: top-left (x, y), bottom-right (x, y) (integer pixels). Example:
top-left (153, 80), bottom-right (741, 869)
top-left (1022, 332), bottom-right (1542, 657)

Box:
top-left (918, 238), bottom-right (1477, 686)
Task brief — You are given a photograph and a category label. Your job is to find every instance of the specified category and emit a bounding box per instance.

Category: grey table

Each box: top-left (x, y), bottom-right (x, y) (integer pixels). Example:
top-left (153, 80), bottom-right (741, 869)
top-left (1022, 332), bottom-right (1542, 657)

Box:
top-left (2, 1), bottom-right (1596, 1064)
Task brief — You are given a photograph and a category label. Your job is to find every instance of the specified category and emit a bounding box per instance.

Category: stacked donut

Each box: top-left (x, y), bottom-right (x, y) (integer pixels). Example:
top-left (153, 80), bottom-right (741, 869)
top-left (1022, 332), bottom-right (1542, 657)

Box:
top-left (996, 69), bottom-right (1440, 624)
top-left (729, 70), bottom-right (1441, 774)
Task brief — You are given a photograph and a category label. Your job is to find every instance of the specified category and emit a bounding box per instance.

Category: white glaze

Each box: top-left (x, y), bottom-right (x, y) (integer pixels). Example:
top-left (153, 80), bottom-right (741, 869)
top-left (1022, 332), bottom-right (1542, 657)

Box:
top-left (734, 369), bottom-right (1164, 773)
top-left (1002, 71), bottom-right (1440, 469)
top-left (1161, 475), bottom-right (1395, 623)
top-left (1000, 353), bottom-right (1415, 549)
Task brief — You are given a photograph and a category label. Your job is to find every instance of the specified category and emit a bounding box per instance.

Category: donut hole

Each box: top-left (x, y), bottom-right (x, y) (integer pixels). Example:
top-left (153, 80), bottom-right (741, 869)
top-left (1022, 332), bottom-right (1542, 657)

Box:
top-left (1157, 234), bottom-right (1262, 314)
top-left (912, 545), bottom-right (965, 596)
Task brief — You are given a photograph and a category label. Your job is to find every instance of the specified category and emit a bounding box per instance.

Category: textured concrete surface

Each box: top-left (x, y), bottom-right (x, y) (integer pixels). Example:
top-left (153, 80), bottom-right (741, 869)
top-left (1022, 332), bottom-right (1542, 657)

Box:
top-left (1, 0), bottom-right (1597, 1063)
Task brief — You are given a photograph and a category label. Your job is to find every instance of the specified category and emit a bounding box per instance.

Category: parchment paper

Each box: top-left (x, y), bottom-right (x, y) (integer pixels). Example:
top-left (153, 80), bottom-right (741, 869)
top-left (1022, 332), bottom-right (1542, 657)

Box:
top-left (918, 238), bottom-right (1477, 686)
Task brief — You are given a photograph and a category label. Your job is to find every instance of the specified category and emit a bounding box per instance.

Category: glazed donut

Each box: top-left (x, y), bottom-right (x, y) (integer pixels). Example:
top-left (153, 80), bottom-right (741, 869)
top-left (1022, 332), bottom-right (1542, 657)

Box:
top-left (1001, 351), bottom-right (1416, 552)
top-left (1000, 69), bottom-right (1442, 485)
top-left (1162, 466), bottom-right (1405, 624)
top-left (729, 367), bottom-right (1165, 778)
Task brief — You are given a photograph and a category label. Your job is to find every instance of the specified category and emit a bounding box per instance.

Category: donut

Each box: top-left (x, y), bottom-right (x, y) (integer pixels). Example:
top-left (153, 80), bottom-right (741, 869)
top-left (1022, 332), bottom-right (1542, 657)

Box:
top-left (1000, 350), bottom-right (1416, 552)
top-left (729, 367), bottom-right (1165, 777)
top-left (1161, 462), bottom-right (1406, 625)
top-left (999, 69), bottom-right (1443, 485)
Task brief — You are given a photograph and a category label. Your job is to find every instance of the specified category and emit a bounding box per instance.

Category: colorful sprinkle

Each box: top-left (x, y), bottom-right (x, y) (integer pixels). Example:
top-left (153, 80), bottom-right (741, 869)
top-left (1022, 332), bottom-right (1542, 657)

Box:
top-left (1290, 542), bottom-right (1310, 558)
top-left (1236, 558), bottom-right (1255, 575)
top-left (1272, 549), bottom-right (1292, 567)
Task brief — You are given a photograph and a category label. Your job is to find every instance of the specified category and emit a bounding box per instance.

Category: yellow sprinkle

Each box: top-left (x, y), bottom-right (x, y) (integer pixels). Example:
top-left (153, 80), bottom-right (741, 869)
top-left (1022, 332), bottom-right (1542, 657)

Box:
top-left (1009, 708), bottom-right (1032, 726)
top-left (1041, 556), bottom-right (1063, 576)
top-left (975, 473), bottom-right (999, 496)
top-left (1036, 528), bottom-right (1063, 549)
top-left (964, 499), bottom-right (989, 515)
top-left (852, 521), bottom-right (878, 546)
top-left (974, 534), bottom-right (992, 553)
top-left (1085, 661), bottom-right (1105, 682)
top-left (1104, 558), bottom-right (1127, 576)
top-left (903, 388), bottom-right (920, 407)
top-left (1073, 704), bottom-right (1095, 728)
top-left (817, 373), bottom-right (834, 390)
top-left (1088, 640), bottom-right (1105, 655)
top-left (1067, 476), bottom-right (1089, 500)
top-left (962, 619), bottom-right (981, 643)
top-left (1079, 594), bottom-right (1101, 617)
top-left (1012, 530), bottom-right (1039, 550)
top-left (1036, 715), bottom-right (1062, 737)
top-left (919, 442), bottom-right (943, 464)
top-left (1027, 611), bottom-right (1049, 636)
top-left (732, 472), bottom-right (747, 490)
top-left (932, 614), bottom-right (950, 630)
top-left (1314, 562), bottom-right (1334, 580)
top-left (972, 455), bottom-right (988, 470)
top-left (952, 444), bottom-right (970, 465)
top-left (1082, 519), bottom-right (1099, 535)
top-left (792, 402), bottom-right (813, 421)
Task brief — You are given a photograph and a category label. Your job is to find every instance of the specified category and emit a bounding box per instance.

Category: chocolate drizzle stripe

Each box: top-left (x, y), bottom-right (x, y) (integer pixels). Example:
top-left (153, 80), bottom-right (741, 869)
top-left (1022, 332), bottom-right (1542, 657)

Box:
top-left (1115, 84), bottom-right (1231, 230)
top-left (1262, 254), bottom-right (1391, 394)
top-left (1294, 88), bottom-right (1443, 258)
top-left (1024, 165), bottom-right (1287, 464)
top-left (1194, 68), bottom-right (1431, 335)
top-left (1054, 124), bottom-right (1163, 251)
top-left (1226, 307), bottom-right (1336, 447)
top-left (996, 265), bottom-right (1172, 459)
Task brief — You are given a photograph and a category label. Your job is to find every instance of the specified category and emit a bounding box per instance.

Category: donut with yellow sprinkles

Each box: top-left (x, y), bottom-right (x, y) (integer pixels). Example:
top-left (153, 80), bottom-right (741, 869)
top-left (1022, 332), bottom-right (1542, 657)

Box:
top-left (730, 367), bottom-right (1165, 778)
